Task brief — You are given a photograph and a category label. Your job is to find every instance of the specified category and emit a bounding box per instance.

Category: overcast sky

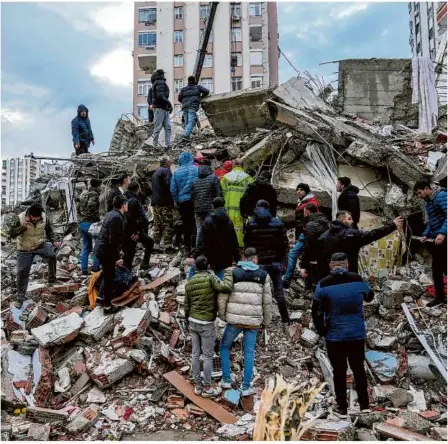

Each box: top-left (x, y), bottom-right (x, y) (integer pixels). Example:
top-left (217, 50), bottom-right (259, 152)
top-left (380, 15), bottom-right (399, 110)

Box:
top-left (1, 2), bottom-right (410, 158)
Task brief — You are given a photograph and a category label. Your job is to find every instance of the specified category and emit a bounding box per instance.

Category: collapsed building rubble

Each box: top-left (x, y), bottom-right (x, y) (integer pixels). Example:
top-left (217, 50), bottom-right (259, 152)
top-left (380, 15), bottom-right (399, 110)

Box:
top-left (1, 74), bottom-right (447, 441)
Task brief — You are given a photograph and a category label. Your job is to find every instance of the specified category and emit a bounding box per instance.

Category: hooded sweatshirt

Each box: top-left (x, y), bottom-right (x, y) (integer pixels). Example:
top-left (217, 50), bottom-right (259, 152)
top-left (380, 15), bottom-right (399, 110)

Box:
top-left (338, 185), bottom-right (360, 227)
top-left (178, 81), bottom-right (210, 111)
top-left (170, 152), bottom-right (199, 204)
top-left (191, 165), bottom-right (222, 213)
top-left (215, 161), bottom-right (233, 181)
top-left (240, 175), bottom-right (277, 218)
top-left (71, 104), bottom-right (94, 146)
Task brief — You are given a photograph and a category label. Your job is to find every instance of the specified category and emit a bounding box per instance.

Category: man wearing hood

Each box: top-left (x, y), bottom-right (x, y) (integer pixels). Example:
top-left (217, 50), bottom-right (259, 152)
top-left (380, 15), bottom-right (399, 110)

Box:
top-left (191, 160), bottom-right (222, 241)
top-left (240, 170), bottom-right (277, 219)
top-left (221, 159), bottom-right (253, 247)
top-left (178, 76), bottom-right (210, 139)
top-left (295, 183), bottom-right (320, 239)
top-left (215, 160), bottom-right (233, 181)
top-left (316, 211), bottom-right (403, 281)
top-left (337, 177), bottom-right (360, 229)
top-left (244, 200), bottom-right (290, 324)
top-left (170, 152), bottom-right (199, 251)
top-left (71, 105), bottom-right (95, 155)
top-left (151, 69), bottom-right (173, 149)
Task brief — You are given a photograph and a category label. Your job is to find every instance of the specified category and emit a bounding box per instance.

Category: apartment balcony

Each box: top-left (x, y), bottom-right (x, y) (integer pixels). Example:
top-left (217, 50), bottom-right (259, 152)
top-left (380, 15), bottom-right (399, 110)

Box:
top-left (138, 53), bottom-right (157, 72)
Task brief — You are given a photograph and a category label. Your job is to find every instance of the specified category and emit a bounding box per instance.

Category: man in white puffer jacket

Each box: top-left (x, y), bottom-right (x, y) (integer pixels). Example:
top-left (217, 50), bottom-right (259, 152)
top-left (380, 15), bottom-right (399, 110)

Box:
top-left (218, 247), bottom-right (272, 397)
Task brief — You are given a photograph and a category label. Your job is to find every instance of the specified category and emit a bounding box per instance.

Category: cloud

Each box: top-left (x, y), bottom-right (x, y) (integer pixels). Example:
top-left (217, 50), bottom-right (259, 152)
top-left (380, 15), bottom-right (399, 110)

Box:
top-left (89, 49), bottom-right (133, 87)
top-left (332, 3), bottom-right (369, 20)
top-left (91, 3), bottom-right (134, 36)
top-left (2, 83), bottom-right (50, 98)
top-left (1, 108), bottom-right (30, 124)
top-left (381, 28), bottom-right (389, 37)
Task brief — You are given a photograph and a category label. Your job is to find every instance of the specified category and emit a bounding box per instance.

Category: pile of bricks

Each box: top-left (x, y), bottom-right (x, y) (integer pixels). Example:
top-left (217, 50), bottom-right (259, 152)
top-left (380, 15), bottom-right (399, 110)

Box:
top-left (32, 347), bottom-right (54, 407)
top-left (27, 306), bottom-right (48, 330)
top-left (111, 308), bottom-right (151, 349)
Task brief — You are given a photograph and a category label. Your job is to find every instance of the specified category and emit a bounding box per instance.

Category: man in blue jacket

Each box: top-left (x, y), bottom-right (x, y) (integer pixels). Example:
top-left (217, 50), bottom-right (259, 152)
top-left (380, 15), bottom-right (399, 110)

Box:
top-left (312, 252), bottom-right (373, 418)
top-left (170, 152), bottom-right (199, 251)
top-left (71, 105), bottom-right (95, 155)
top-left (414, 180), bottom-right (447, 307)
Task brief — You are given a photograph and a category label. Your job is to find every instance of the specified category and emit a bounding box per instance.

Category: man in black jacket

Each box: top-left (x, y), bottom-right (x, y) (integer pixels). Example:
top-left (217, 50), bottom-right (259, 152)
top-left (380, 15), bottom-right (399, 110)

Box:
top-left (316, 211), bottom-right (403, 281)
top-left (123, 182), bottom-right (154, 271)
top-left (106, 173), bottom-right (130, 212)
top-left (178, 76), bottom-right (209, 139)
top-left (93, 195), bottom-right (128, 314)
top-left (337, 177), bottom-right (361, 229)
top-left (240, 170), bottom-right (277, 219)
top-left (146, 86), bottom-right (154, 123)
top-left (151, 69), bottom-right (173, 149)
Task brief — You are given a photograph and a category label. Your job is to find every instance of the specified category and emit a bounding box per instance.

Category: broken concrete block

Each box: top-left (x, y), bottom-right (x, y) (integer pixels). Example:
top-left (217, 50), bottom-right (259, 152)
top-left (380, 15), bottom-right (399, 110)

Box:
top-left (67, 407), bottom-right (99, 433)
top-left (241, 133), bottom-right (283, 169)
top-left (69, 372), bottom-right (90, 396)
top-left (372, 335), bottom-right (397, 350)
top-left (386, 387), bottom-right (414, 408)
top-left (27, 423), bottom-right (50, 441)
top-left (398, 410), bottom-right (433, 434)
top-left (31, 313), bottom-right (84, 347)
top-left (87, 387), bottom-right (106, 404)
top-left (32, 347), bottom-right (54, 407)
top-left (27, 306), bottom-right (48, 330)
top-left (356, 428), bottom-right (378, 441)
top-left (379, 290), bottom-right (404, 309)
top-left (375, 422), bottom-right (429, 441)
top-left (10, 330), bottom-right (28, 344)
top-left (159, 311), bottom-right (171, 325)
top-left (300, 328), bottom-right (320, 347)
top-left (166, 394), bottom-right (185, 409)
top-left (51, 282), bottom-right (80, 294)
top-left (26, 406), bottom-right (69, 424)
top-left (431, 426), bottom-right (447, 441)
top-left (111, 308), bottom-right (151, 348)
top-left (55, 367), bottom-right (71, 393)
top-left (302, 419), bottom-right (355, 441)
top-left (80, 307), bottom-right (115, 342)
top-left (355, 412), bottom-right (386, 428)
top-left (1, 424), bottom-right (12, 441)
top-left (418, 273), bottom-right (433, 286)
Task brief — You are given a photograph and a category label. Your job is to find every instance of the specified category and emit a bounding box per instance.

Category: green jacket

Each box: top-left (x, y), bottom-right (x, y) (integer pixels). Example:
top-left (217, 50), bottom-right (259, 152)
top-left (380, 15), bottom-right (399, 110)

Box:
top-left (77, 187), bottom-right (100, 222)
top-left (185, 269), bottom-right (233, 322)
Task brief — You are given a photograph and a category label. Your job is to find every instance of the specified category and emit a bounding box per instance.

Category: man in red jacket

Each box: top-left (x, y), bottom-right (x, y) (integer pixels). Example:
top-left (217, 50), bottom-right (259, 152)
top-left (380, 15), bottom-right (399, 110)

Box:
top-left (215, 160), bottom-right (233, 181)
top-left (295, 183), bottom-right (320, 239)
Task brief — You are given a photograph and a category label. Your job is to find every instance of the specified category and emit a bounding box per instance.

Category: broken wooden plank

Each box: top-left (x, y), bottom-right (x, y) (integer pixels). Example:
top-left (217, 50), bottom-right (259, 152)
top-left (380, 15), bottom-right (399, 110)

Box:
top-left (374, 422), bottom-right (431, 441)
top-left (163, 370), bottom-right (237, 425)
top-left (141, 269), bottom-right (181, 292)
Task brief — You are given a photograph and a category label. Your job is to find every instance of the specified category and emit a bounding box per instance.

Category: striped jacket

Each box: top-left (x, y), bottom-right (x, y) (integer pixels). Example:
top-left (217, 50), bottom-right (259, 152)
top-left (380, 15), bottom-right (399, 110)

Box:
top-left (423, 188), bottom-right (447, 237)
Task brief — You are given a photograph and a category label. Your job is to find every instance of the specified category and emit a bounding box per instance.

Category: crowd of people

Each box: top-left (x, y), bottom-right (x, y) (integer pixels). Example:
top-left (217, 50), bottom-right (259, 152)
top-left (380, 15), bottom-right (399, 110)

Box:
top-left (8, 153), bottom-right (447, 414)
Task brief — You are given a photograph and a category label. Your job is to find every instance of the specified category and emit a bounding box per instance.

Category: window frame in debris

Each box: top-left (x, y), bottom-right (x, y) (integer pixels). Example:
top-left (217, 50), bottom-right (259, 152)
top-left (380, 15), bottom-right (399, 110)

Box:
top-left (174, 79), bottom-right (184, 93)
top-left (138, 31), bottom-right (157, 48)
top-left (174, 30), bottom-right (184, 43)
top-left (174, 6), bottom-right (184, 19)
top-left (200, 77), bottom-right (214, 93)
top-left (174, 54), bottom-right (184, 67)
top-left (231, 76), bottom-right (243, 91)
top-left (137, 80), bottom-right (152, 96)
top-left (138, 7), bottom-right (157, 24)
top-left (231, 27), bottom-right (242, 42)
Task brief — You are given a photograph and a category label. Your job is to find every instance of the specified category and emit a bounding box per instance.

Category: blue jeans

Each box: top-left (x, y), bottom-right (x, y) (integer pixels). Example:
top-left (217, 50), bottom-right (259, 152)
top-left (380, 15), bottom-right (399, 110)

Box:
top-left (220, 324), bottom-right (258, 390)
top-left (283, 234), bottom-right (304, 282)
top-left (188, 265), bottom-right (224, 280)
top-left (79, 222), bottom-right (100, 272)
top-left (183, 109), bottom-right (197, 137)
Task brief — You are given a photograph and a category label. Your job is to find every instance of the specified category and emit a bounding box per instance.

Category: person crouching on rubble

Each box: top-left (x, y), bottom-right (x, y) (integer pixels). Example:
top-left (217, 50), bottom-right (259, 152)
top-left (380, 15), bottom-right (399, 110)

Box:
top-left (185, 255), bottom-right (233, 398)
top-left (9, 203), bottom-right (61, 308)
top-left (414, 180), bottom-right (447, 307)
top-left (71, 104), bottom-right (95, 156)
top-left (312, 252), bottom-right (373, 418)
top-left (218, 248), bottom-right (272, 397)
top-left (93, 195), bottom-right (128, 314)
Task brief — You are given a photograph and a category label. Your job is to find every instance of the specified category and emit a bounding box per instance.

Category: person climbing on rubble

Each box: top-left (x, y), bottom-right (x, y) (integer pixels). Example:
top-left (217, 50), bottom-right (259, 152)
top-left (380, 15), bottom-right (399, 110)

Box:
top-left (106, 173), bottom-right (130, 212)
top-left (191, 197), bottom-right (240, 280)
top-left (178, 76), bottom-right (210, 141)
top-left (240, 170), bottom-right (277, 219)
top-left (146, 84), bottom-right (154, 123)
top-left (9, 203), bottom-right (61, 308)
top-left (77, 179), bottom-right (101, 275)
top-left (215, 160), bottom-right (233, 181)
top-left (218, 247), bottom-right (272, 397)
top-left (295, 183), bottom-right (320, 239)
top-left (283, 203), bottom-right (329, 289)
top-left (414, 180), bottom-right (447, 307)
top-left (151, 69), bottom-right (173, 149)
top-left (71, 104), bottom-right (95, 156)
top-left (244, 200), bottom-right (290, 325)
top-left (185, 255), bottom-right (233, 398)
top-left (220, 159), bottom-right (253, 247)
top-left (170, 151), bottom-right (199, 252)
top-left (151, 156), bottom-right (174, 252)
top-left (316, 210), bottom-right (404, 281)
top-left (93, 195), bottom-right (128, 314)
top-left (312, 252), bottom-right (374, 418)
top-left (191, 159), bottom-right (222, 243)
top-left (337, 177), bottom-right (360, 229)
top-left (123, 182), bottom-right (154, 271)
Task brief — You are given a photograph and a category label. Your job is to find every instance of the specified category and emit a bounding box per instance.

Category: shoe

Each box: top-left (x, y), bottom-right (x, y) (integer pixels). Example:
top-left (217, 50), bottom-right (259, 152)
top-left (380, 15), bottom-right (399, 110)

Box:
top-left (166, 145), bottom-right (172, 151)
top-left (332, 407), bottom-right (348, 419)
top-left (81, 270), bottom-right (89, 276)
top-left (241, 387), bottom-right (254, 397)
top-left (426, 299), bottom-right (445, 308)
top-left (14, 300), bottom-right (25, 309)
top-left (201, 386), bottom-right (222, 398)
top-left (104, 306), bottom-right (120, 315)
top-left (220, 380), bottom-right (232, 390)
top-left (194, 385), bottom-right (203, 396)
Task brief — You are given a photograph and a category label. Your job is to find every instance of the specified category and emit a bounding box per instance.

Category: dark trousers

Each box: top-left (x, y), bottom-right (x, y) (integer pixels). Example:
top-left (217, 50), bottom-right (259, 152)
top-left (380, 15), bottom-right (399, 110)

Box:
top-left (178, 200), bottom-right (196, 251)
top-left (75, 142), bottom-right (89, 156)
top-left (326, 339), bottom-right (369, 411)
top-left (123, 233), bottom-right (154, 271)
top-left (98, 255), bottom-right (116, 308)
top-left (428, 241), bottom-right (447, 302)
top-left (261, 263), bottom-right (290, 323)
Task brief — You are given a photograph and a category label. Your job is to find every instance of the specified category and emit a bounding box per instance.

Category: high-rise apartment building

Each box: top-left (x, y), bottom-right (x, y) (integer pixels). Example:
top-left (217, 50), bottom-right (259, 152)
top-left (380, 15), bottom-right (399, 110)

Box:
top-left (132, 1), bottom-right (279, 121)
top-left (1, 158), bottom-right (41, 208)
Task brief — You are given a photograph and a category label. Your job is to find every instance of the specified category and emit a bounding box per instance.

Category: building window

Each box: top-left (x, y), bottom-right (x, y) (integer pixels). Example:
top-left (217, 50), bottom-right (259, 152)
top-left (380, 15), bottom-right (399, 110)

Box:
top-left (203, 54), bottom-right (213, 68)
top-left (174, 55), bottom-right (184, 67)
top-left (174, 30), bottom-right (184, 43)
top-left (137, 80), bottom-right (151, 96)
top-left (200, 30), bottom-right (213, 43)
top-left (429, 27), bottom-right (434, 39)
top-left (137, 106), bottom-right (148, 120)
top-left (200, 5), bottom-right (210, 20)
top-left (174, 6), bottom-right (184, 19)
top-left (251, 76), bottom-right (263, 89)
top-left (231, 77), bottom-right (243, 91)
top-left (139, 8), bottom-right (157, 24)
top-left (430, 48), bottom-right (436, 60)
top-left (200, 77), bottom-right (213, 92)
top-left (417, 41), bottom-right (422, 54)
top-left (231, 3), bottom-right (241, 19)
top-left (2, 160), bottom-right (6, 169)
top-left (138, 32), bottom-right (157, 48)
top-left (250, 50), bottom-right (263, 65)
top-left (174, 79), bottom-right (184, 93)
top-left (249, 2), bottom-right (262, 17)
top-left (231, 28), bottom-right (242, 42)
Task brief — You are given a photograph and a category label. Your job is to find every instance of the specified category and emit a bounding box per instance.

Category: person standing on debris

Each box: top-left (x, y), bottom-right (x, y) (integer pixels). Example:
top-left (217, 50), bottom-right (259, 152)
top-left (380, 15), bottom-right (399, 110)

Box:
top-left (123, 182), bottom-right (154, 271)
top-left (221, 159), bottom-right (253, 247)
top-left (218, 247), bottom-right (272, 397)
top-left (106, 174), bottom-right (130, 212)
top-left (151, 69), bottom-right (173, 149)
top-left (71, 104), bottom-right (95, 156)
top-left (151, 156), bottom-right (174, 252)
top-left (191, 159), bottom-right (222, 242)
top-left (146, 85), bottom-right (154, 123)
top-left (178, 76), bottom-right (210, 140)
top-left (185, 255), bottom-right (233, 398)
top-left (77, 179), bottom-right (101, 275)
top-left (316, 211), bottom-right (403, 280)
top-left (93, 195), bottom-right (128, 314)
top-left (244, 200), bottom-right (290, 324)
top-left (170, 152), bottom-right (199, 252)
top-left (295, 183), bottom-right (320, 239)
top-left (240, 170), bottom-right (277, 219)
top-left (9, 203), bottom-right (61, 308)
top-left (414, 180), bottom-right (447, 307)
top-left (337, 177), bottom-right (361, 229)
top-left (312, 252), bottom-right (374, 418)
top-left (215, 160), bottom-right (233, 181)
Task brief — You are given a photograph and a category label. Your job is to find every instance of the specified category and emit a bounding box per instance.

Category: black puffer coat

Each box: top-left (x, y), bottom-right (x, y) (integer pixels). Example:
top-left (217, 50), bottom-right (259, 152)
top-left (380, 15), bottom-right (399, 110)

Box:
top-left (93, 209), bottom-right (125, 261)
top-left (338, 185), bottom-right (361, 228)
top-left (191, 165), bottom-right (222, 213)
top-left (300, 213), bottom-right (330, 270)
top-left (178, 82), bottom-right (210, 111)
top-left (240, 176), bottom-right (277, 218)
top-left (151, 71), bottom-right (172, 111)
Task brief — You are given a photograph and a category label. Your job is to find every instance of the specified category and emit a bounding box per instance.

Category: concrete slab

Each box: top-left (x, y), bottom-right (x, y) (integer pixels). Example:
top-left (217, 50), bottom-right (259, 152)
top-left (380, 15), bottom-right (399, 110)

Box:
top-left (31, 313), bottom-right (85, 347)
top-left (80, 307), bottom-right (115, 342)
